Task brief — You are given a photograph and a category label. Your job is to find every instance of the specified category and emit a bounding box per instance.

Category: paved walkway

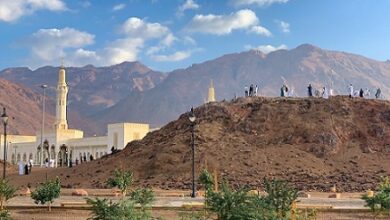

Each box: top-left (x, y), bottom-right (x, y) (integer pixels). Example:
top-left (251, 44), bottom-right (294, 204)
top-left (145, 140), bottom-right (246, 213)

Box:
top-left (5, 195), bottom-right (368, 210)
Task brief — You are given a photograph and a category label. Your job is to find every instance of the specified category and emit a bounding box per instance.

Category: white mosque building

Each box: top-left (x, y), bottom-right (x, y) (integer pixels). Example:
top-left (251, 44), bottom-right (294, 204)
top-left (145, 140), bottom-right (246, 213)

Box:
top-left (0, 66), bottom-right (149, 167)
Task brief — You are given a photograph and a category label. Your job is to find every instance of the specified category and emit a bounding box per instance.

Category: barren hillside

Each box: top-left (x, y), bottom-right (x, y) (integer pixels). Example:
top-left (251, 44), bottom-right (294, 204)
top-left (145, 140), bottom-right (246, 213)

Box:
top-left (10, 96), bottom-right (390, 192)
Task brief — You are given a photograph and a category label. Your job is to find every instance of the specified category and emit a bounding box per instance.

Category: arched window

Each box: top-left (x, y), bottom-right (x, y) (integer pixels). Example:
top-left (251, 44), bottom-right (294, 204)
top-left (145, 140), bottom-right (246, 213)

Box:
top-left (17, 153), bottom-right (21, 162)
top-left (11, 153), bottom-right (15, 164)
top-left (95, 152), bottom-right (99, 159)
top-left (23, 153), bottom-right (27, 162)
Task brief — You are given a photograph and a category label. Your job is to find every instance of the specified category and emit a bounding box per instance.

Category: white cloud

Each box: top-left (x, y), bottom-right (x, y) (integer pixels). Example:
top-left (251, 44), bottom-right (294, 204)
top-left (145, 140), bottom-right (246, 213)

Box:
top-left (28, 28), bottom-right (94, 62)
top-left (103, 38), bottom-right (144, 65)
top-left (186, 9), bottom-right (259, 35)
top-left (179, 0), bottom-right (199, 11)
top-left (113, 3), bottom-right (126, 11)
top-left (161, 33), bottom-right (177, 47)
top-left (183, 36), bottom-right (196, 45)
top-left (121, 17), bottom-right (169, 39)
top-left (278, 20), bottom-right (290, 33)
top-left (0, 0), bottom-right (66, 22)
top-left (250, 25), bottom-right (271, 36)
top-left (177, 0), bottom-right (199, 17)
top-left (231, 0), bottom-right (289, 7)
top-left (151, 51), bottom-right (192, 62)
top-left (23, 16), bottom-right (198, 67)
top-left (249, 44), bottom-right (288, 54)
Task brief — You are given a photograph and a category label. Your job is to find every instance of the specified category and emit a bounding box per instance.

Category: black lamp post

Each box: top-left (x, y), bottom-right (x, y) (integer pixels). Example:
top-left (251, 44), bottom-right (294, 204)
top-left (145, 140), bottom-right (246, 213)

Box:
top-left (188, 107), bottom-right (196, 198)
top-left (1, 107), bottom-right (9, 179)
top-left (40, 84), bottom-right (47, 167)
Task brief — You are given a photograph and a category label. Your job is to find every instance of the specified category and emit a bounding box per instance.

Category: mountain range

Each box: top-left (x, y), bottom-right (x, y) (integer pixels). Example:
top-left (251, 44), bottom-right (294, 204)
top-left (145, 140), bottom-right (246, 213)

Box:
top-left (1, 44), bottom-right (390, 135)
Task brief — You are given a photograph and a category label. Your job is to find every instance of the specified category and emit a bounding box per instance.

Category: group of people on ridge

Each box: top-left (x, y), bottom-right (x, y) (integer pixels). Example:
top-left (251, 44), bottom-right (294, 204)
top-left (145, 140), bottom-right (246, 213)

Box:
top-left (347, 84), bottom-right (381, 99)
top-left (244, 82), bottom-right (382, 99)
top-left (244, 84), bottom-right (258, 97)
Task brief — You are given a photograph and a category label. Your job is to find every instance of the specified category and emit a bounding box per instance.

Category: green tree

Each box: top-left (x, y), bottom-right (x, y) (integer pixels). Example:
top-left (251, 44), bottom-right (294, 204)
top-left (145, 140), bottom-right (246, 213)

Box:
top-left (264, 178), bottom-right (298, 218)
top-left (86, 198), bottom-right (117, 220)
top-left (207, 182), bottom-right (259, 220)
top-left (106, 169), bottom-right (133, 197)
top-left (87, 196), bottom-right (153, 220)
top-left (199, 169), bottom-right (214, 192)
top-left (0, 179), bottom-right (16, 210)
top-left (130, 188), bottom-right (154, 211)
top-left (31, 177), bottom-right (61, 211)
top-left (363, 176), bottom-right (390, 217)
top-left (205, 178), bottom-right (297, 220)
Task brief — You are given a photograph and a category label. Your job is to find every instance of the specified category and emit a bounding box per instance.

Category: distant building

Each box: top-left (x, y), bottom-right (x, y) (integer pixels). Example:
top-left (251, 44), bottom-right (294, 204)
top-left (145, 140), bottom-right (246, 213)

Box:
top-left (0, 66), bottom-right (149, 167)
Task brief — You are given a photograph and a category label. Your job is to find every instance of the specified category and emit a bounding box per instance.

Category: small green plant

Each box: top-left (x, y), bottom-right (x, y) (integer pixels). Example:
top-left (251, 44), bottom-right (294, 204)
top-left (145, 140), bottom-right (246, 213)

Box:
top-left (87, 196), bottom-right (153, 220)
top-left (0, 209), bottom-right (11, 220)
top-left (130, 188), bottom-right (154, 210)
top-left (86, 198), bottom-right (118, 220)
top-left (204, 178), bottom-right (297, 220)
top-left (199, 169), bottom-right (214, 192)
top-left (264, 178), bottom-right (298, 218)
top-left (363, 176), bottom-right (390, 217)
top-left (106, 169), bottom-right (133, 197)
top-left (0, 179), bottom-right (16, 210)
top-left (199, 168), bottom-right (214, 216)
top-left (31, 177), bottom-right (61, 211)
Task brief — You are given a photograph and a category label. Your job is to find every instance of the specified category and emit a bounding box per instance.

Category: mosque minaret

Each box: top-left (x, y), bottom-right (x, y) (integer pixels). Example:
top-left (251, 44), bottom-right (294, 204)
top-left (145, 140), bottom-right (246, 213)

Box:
top-left (54, 65), bottom-right (68, 130)
top-left (207, 79), bottom-right (216, 103)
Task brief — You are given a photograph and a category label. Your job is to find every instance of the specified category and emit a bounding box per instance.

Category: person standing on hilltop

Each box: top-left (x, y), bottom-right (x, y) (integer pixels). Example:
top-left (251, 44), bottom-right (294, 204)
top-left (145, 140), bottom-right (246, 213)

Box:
top-left (359, 88), bottom-right (364, 98)
top-left (249, 84), bottom-right (254, 97)
top-left (375, 88), bottom-right (381, 99)
top-left (280, 85), bottom-right (286, 97)
top-left (365, 88), bottom-right (370, 97)
top-left (255, 84), bottom-right (258, 96)
top-left (244, 85), bottom-right (249, 97)
top-left (308, 84), bottom-right (313, 97)
top-left (348, 84), bottom-right (354, 98)
top-left (322, 86), bottom-right (329, 99)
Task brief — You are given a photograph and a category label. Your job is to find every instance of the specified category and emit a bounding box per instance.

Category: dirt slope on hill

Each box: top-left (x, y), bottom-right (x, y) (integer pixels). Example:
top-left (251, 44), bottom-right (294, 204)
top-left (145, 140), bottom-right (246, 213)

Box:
top-left (10, 96), bottom-right (390, 192)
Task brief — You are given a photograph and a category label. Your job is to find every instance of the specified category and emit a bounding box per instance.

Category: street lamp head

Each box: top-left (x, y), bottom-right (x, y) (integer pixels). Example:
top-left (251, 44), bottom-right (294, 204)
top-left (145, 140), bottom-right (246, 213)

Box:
top-left (41, 84), bottom-right (48, 89)
top-left (189, 107), bottom-right (196, 123)
top-left (1, 107), bottom-right (8, 125)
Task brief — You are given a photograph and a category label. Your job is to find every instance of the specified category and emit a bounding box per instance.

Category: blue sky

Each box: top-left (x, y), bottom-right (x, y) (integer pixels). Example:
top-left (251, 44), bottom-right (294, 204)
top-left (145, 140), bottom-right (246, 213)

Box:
top-left (0, 0), bottom-right (389, 72)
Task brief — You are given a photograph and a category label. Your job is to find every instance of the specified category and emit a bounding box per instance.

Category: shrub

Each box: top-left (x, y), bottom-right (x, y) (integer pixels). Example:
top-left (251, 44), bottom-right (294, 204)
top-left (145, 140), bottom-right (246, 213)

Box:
top-left (130, 188), bottom-right (154, 210)
top-left (205, 178), bottom-right (297, 220)
top-left (199, 169), bottom-right (214, 192)
top-left (0, 209), bottom-right (10, 220)
top-left (0, 179), bottom-right (16, 210)
top-left (106, 169), bottom-right (133, 197)
top-left (87, 197), bottom-right (152, 220)
top-left (264, 178), bottom-right (298, 218)
top-left (31, 177), bottom-right (61, 211)
top-left (363, 176), bottom-right (390, 216)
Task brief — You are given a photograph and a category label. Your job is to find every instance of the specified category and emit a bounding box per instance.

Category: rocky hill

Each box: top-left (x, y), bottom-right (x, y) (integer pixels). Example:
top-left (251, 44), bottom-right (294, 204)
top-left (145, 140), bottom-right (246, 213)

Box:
top-left (0, 78), bottom-right (102, 135)
top-left (0, 78), bottom-right (55, 135)
top-left (14, 96), bottom-right (390, 192)
top-left (0, 61), bottom-right (166, 123)
top-left (94, 44), bottom-right (390, 127)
